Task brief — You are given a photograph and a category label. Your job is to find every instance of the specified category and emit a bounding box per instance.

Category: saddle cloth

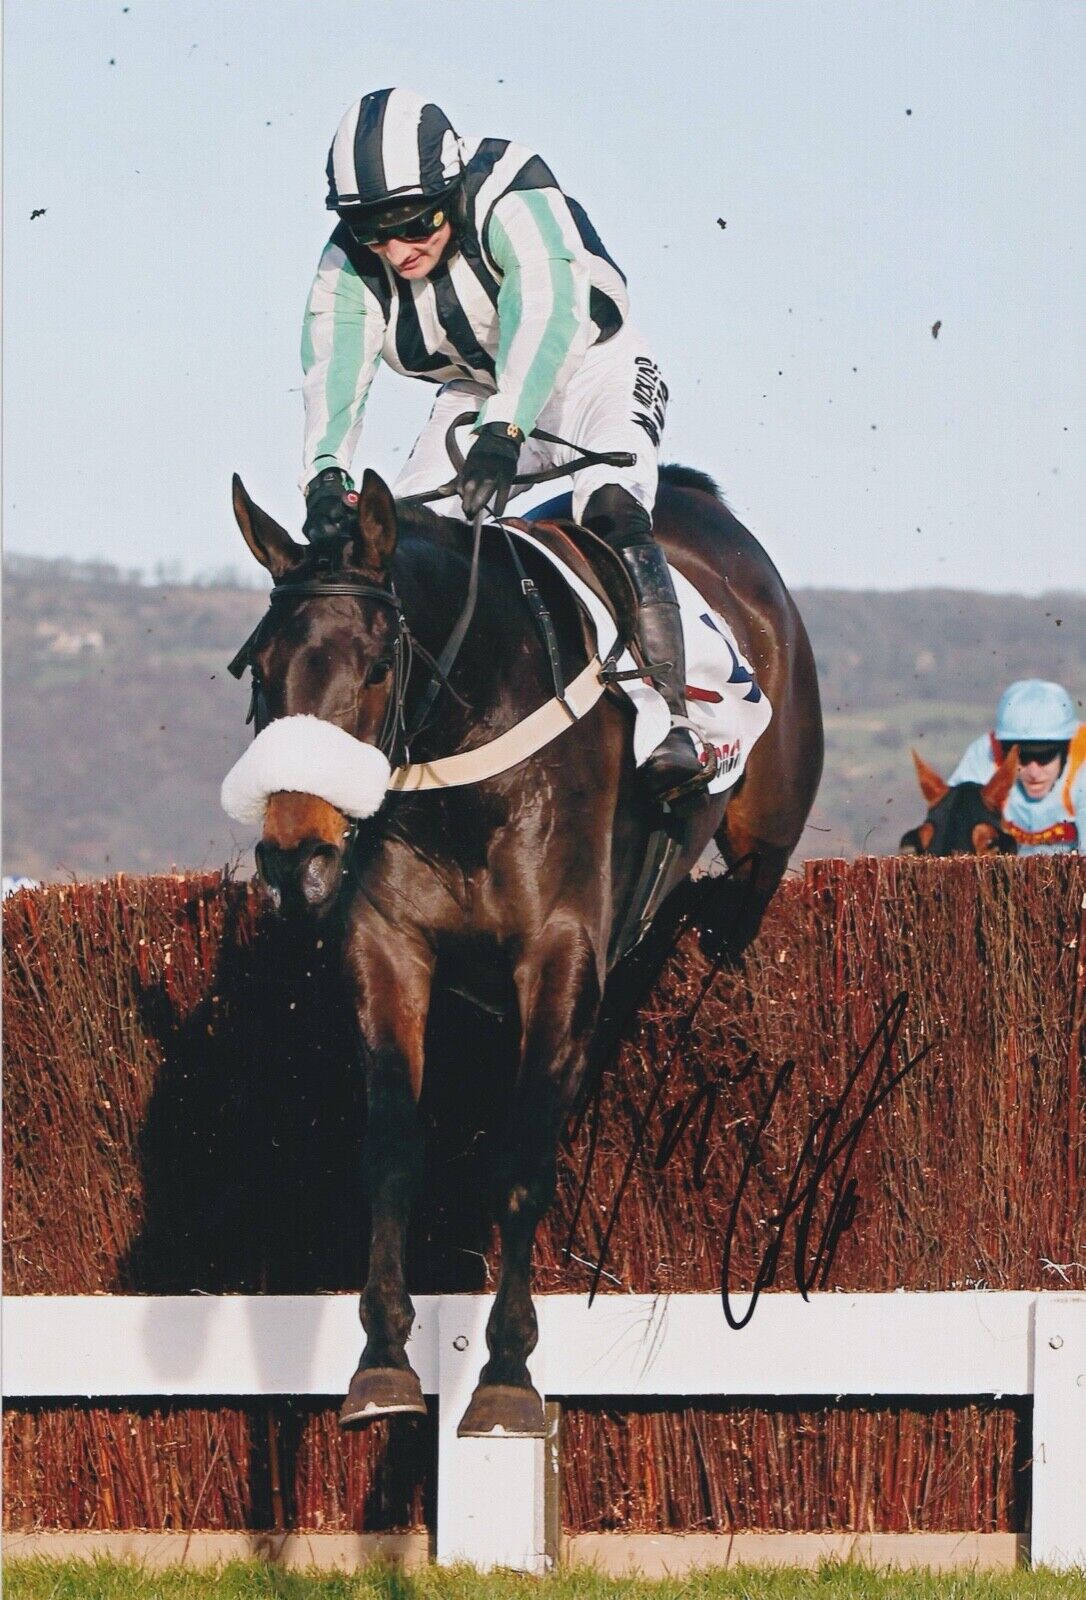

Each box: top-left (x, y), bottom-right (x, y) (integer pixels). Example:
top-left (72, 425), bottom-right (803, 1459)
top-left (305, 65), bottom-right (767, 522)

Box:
top-left (512, 528), bottom-right (773, 795)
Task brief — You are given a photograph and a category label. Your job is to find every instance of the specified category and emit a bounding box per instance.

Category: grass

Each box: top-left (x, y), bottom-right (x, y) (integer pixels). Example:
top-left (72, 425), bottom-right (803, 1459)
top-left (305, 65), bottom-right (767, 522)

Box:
top-left (4, 1562), bottom-right (1085, 1600)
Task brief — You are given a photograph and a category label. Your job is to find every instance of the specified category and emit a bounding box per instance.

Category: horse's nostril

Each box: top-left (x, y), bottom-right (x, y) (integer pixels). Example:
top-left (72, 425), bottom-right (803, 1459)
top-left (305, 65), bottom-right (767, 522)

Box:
top-left (301, 845), bottom-right (341, 904)
top-left (256, 838), bottom-right (342, 912)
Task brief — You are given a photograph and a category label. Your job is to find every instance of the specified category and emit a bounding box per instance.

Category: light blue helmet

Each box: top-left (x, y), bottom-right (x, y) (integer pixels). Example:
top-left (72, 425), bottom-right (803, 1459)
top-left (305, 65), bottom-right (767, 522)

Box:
top-left (994, 679), bottom-right (1078, 742)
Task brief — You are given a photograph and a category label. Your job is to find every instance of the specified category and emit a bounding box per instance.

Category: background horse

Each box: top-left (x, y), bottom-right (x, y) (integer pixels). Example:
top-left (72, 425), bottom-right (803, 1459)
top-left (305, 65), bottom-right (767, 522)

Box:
top-left (900, 748), bottom-right (1018, 856)
top-left (228, 464), bottom-right (823, 1436)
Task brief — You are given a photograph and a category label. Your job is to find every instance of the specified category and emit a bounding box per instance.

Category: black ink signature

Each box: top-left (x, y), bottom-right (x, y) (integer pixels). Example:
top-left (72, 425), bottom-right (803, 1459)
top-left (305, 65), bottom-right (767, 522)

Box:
top-left (565, 859), bottom-right (933, 1321)
top-left (564, 852), bottom-right (764, 1302)
top-left (718, 991), bottom-right (932, 1328)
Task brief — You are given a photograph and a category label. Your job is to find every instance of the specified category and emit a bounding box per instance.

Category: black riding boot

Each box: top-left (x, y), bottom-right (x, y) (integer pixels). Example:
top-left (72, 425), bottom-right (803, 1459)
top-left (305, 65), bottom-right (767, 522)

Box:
top-left (583, 486), bottom-right (712, 807)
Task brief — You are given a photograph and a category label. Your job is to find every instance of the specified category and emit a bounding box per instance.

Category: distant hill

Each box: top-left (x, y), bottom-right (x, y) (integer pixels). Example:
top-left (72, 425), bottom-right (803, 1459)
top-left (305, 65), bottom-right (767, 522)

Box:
top-left (3, 554), bottom-right (1084, 879)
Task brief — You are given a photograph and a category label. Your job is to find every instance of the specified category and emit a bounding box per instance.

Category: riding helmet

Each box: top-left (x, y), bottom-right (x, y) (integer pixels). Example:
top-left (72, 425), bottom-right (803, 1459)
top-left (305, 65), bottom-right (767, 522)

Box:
top-left (994, 679), bottom-right (1078, 742)
top-left (325, 88), bottom-right (464, 227)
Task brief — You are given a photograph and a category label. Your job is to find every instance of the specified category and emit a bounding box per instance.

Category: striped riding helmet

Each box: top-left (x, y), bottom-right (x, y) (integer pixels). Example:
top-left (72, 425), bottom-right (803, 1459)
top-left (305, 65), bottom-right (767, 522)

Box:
top-left (326, 88), bottom-right (464, 221)
top-left (994, 679), bottom-right (1078, 742)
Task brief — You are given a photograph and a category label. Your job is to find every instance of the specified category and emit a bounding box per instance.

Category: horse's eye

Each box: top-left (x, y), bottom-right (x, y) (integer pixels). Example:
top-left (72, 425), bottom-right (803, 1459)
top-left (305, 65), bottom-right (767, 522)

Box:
top-left (366, 659), bottom-right (393, 687)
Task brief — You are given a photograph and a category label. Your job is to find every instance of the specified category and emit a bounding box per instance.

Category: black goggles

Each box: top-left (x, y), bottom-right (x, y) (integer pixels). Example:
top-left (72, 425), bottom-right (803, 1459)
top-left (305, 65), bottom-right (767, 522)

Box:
top-left (340, 199), bottom-right (451, 248)
top-left (1012, 741), bottom-right (1068, 768)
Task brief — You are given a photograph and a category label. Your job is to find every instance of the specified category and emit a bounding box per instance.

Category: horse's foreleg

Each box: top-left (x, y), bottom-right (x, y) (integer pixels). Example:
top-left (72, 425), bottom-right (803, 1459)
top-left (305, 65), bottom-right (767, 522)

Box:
top-left (340, 930), bottom-right (434, 1427)
top-left (458, 926), bottom-right (602, 1438)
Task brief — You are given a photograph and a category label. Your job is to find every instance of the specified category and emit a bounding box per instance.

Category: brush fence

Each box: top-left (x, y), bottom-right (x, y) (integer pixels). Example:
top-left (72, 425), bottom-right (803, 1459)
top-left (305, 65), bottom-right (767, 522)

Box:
top-left (4, 1290), bottom-right (1085, 1572)
top-left (4, 861), bottom-right (1086, 1571)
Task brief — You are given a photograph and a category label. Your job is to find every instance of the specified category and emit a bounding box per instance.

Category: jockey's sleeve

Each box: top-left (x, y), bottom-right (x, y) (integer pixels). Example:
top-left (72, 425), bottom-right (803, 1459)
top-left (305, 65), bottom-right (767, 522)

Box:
top-left (300, 240), bottom-right (387, 490)
top-left (1070, 763), bottom-right (1086, 854)
top-left (948, 734), bottom-right (994, 787)
top-left (476, 189), bottom-right (592, 439)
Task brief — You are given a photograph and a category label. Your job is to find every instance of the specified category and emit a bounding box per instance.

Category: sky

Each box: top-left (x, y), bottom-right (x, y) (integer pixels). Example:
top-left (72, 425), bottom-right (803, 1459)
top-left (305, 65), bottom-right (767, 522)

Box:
top-left (4, 0), bottom-right (1083, 591)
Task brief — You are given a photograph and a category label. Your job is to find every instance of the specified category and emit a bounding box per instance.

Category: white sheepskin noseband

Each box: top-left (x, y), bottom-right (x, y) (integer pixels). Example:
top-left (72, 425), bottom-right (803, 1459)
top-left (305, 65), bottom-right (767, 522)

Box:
top-left (220, 714), bottom-right (392, 826)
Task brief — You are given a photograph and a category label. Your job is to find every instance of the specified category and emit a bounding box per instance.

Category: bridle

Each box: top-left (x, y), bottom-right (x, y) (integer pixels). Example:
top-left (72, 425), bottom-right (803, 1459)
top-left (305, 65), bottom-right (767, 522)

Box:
top-left (228, 572), bottom-right (404, 746)
top-left (228, 417), bottom-right (639, 848)
top-left (227, 568), bottom-right (469, 770)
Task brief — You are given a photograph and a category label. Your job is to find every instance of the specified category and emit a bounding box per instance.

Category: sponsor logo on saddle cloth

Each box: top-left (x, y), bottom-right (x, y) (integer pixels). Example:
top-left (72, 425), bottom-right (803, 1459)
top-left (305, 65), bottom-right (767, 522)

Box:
top-left (513, 530), bottom-right (772, 795)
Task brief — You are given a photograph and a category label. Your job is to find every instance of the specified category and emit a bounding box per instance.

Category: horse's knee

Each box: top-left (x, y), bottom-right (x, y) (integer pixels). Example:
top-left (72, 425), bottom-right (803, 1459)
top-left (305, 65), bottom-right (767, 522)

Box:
top-left (504, 1160), bottom-right (557, 1218)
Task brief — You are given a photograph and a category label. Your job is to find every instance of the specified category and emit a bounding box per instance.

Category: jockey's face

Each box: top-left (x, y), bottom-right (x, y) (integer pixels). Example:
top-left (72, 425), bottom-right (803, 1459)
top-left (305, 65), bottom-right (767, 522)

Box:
top-left (371, 222), bottom-right (453, 280)
top-left (1016, 748), bottom-right (1063, 799)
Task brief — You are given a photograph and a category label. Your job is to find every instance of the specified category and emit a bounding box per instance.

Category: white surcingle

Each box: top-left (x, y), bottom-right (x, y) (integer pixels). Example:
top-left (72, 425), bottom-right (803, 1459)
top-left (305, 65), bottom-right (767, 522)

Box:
top-left (221, 714), bottom-right (392, 826)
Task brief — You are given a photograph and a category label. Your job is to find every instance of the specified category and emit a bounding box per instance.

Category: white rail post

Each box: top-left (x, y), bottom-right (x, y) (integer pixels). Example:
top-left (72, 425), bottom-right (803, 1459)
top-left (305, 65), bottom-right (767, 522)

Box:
top-left (435, 1294), bottom-right (548, 1572)
top-left (1031, 1293), bottom-right (1086, 1570)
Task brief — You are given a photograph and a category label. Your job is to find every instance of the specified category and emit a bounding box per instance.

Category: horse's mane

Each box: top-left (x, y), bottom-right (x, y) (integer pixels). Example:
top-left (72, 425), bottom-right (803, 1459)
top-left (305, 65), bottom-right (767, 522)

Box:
top-left (394, 501), bottom-right (447, 538)
top-left (659, 463), bottom-right (725, 502)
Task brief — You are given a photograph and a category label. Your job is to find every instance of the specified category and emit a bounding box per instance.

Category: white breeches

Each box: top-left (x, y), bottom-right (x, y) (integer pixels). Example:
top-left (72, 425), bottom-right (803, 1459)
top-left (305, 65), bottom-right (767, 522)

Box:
top-left (392, 322), bottom-right (667, 521)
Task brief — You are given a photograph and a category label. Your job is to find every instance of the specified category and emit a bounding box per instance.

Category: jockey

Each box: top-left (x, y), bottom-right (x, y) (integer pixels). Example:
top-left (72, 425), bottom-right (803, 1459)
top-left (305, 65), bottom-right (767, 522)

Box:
top-left (299, 87), bottom-right (706, 804)
top-left (949, 679), bottom-right (1086, 855)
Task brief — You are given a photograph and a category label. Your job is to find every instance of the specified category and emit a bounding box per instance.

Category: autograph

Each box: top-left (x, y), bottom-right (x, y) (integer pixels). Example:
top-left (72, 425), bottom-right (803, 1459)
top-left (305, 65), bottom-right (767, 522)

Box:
top-left (564, 852), bottom-right (764, 1302)
top-left (566, 865), bottom-right (933, 1324)
top-left (718, 991), bottom-right (932, 1328)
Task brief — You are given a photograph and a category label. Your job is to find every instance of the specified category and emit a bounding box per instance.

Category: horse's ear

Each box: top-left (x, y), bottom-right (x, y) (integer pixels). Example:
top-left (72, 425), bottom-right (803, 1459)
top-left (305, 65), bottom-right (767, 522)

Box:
top-left (980, 747), bottom-right (1018, 817)
top-left (911, 749), bottom-right (950, 808)
top-left (351, 469), bottom-right (398, 572)
top-left (232, 476), bottom-right (304, 579)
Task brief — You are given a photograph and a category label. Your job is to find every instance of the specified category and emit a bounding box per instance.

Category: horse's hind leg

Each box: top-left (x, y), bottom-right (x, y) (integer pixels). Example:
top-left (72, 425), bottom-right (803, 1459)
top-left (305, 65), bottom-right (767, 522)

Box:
top-left (701, 617), bottom-right (823, 960)
top-left (700, 704), bottom-right (819, 962)
top-left (696, 809), bottom-right (793, 963)
top-left (457, 925), bottom-right (602, 1438)
top-left (339, 930), bottom-right (435, 1427)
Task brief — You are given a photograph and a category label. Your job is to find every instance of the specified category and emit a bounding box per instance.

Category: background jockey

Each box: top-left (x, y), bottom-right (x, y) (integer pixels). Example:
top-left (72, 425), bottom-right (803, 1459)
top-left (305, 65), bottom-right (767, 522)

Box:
top-left (949, 679), bottom-right (1086, 855)
top-left (299, 86), bottom-right (706, 804)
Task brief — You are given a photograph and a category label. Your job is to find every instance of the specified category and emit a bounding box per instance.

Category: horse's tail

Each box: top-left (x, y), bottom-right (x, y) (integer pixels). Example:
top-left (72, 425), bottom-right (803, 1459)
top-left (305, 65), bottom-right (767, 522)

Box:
top-left (659, 463), bottom-right (724, 502)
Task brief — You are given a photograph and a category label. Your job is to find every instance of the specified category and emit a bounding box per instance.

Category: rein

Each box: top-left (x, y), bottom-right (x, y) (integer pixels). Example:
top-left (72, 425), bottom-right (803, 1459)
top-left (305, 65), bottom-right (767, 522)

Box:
top-left (399, 412), bottom-right (632, 732)
top-left (405, 511), bottom-right (484, 742)
top-left (397, 411), bottom-right (635, 510)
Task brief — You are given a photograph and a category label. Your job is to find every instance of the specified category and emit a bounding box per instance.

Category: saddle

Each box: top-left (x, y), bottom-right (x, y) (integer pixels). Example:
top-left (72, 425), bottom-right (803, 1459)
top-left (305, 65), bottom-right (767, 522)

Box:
top-left (500, 515), bottom-right (638, 662)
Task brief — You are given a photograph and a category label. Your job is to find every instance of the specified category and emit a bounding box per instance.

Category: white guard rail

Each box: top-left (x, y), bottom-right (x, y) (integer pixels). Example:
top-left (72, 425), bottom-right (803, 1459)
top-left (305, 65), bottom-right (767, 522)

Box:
top-left (4, 1291), bottom-right (1085, 1573)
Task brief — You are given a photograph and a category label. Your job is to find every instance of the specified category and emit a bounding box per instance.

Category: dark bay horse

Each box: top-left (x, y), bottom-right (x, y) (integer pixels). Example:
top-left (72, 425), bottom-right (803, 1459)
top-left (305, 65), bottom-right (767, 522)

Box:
top-left (900, 748), bottom-right (1019, 856)
top-left (226, 464), bottom-right (823, 1436)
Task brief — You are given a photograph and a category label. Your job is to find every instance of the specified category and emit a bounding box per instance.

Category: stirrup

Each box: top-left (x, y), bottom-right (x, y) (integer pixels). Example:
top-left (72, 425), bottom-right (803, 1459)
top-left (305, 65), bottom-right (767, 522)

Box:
top-left (657, 759), bottom-right (719, 810)
top-left (646, 725), bottom-right (720, 810)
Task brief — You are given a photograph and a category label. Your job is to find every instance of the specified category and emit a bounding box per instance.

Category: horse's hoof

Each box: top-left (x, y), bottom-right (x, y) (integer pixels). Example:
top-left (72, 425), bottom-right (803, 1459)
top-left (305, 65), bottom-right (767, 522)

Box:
top-left (338, 1366), bottom-right (427, 1427)
top-left (456, 1382), bottom-right (546, 1438)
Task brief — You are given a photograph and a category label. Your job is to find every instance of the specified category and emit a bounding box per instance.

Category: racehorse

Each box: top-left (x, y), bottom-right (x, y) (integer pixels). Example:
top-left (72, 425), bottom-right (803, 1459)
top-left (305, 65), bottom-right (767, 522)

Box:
top-left (899, 748), bottom-right (1018, 856)
top-left (225, 463), bottom-right (823, 1437)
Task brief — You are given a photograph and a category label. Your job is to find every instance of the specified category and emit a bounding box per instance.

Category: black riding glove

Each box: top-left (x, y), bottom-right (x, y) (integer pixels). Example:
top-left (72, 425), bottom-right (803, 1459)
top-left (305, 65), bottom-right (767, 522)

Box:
top-left (303, 467), bottom-right (357, 541)
top-left (458, 422), bottom-right (523, 518)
